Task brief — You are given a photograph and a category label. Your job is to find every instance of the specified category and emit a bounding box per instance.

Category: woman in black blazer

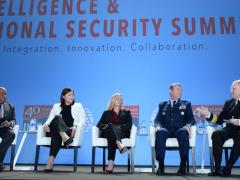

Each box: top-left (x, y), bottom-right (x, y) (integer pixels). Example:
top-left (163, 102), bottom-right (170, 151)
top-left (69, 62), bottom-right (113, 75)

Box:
top-left (97, 93), bottom-right (133, 174)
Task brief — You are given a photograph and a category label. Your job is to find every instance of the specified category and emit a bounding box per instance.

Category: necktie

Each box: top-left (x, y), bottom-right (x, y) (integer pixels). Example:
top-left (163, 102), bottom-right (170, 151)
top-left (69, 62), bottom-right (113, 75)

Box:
top-left (172, 101), bottom-right (176, 108)
top-left (236, 100), bottom-right (239, 106)
top-left (0, 103), bottom-right (3, 119)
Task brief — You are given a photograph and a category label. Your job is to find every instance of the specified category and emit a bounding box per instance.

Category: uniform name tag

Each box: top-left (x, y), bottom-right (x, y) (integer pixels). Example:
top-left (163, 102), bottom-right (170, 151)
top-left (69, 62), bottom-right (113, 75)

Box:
top-left (179, 105), bottom-right (186, 110)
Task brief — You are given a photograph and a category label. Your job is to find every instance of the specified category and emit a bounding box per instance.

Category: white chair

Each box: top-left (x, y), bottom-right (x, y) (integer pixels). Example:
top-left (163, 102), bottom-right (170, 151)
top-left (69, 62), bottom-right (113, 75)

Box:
top-left (206, 125), bottom-right (233, 171)
top-left (34, 124), bottom-right (84, 172)
top-left (0, 125), bottom-right (19, 171)
top-left (149, 125), bottom-right (196, 174)
top-left (91, 125), bottom-right (137, 173)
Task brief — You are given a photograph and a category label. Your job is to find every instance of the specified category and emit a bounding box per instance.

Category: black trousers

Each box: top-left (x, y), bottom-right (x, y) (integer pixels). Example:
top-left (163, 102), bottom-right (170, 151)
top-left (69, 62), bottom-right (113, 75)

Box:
top-left (212, 128), bottom-right (240, 170)
top-left (0, 128), bottom-right (15, 163)
top-left (101, 124), bottom-right (129, 161)
top-left (46, 116), bottom-right (72, 158)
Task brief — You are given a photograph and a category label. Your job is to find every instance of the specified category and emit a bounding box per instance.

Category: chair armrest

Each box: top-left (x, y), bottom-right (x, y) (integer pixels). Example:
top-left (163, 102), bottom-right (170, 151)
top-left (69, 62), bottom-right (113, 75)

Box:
top-left (149, 126), bottom-right (156, 147)
top-left (206, 125), bottom-right (216, 147)
top-left (189, 125), bottom-right (196, 147)
top-left (92, 126), bottom-right (100, 146)
top-left (73, 124), bottom-right (84, 146)
top-left (130, 125), bottom-right (137, 147)
top-left (36, 125), bottom-right (46, 145)
top-left (12, 125), bottom-right (19, 145)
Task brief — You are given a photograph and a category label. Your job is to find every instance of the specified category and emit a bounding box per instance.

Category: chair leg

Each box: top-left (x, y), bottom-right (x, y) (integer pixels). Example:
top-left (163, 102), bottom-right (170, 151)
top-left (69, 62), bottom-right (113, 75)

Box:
top-left (224, 148), bottom-right (228, 166)
top-left (73, 147), bottom-right (78, 172)
top-left (151, 147), bottom-right (156, 174)
top-left (130, 147), bottom-right (134, 173)
top-left (209, 147), bottom-right (214, 171)
top-left (103, 147), bottom-right (106, 172)
top-left (91, 147), bottom-right (96, 173)
top-left (34, 145), bottom-right (40, 171)
top-left (10, 145), bottom-right (15, 171)
top-left (192, 147), bottom-right (196, 175)
top-left (127, 149), bottom-right (130, 172)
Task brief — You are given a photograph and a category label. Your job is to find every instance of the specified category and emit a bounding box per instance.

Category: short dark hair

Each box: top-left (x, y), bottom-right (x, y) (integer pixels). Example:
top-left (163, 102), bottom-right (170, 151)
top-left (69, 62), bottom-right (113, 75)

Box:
top-left (60, 88), bottom-right (75, 108)
top-left (169, 83), bottom-right (182, 90)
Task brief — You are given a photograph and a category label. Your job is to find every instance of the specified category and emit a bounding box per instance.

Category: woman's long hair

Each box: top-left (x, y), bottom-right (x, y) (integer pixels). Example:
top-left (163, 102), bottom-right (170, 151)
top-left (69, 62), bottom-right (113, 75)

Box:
top-left (60, 88), bottom-right (75, 108)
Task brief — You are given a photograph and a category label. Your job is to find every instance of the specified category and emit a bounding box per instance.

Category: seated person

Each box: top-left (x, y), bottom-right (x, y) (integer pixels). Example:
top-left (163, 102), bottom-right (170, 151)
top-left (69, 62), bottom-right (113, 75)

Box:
top-left (196, 80), bottom-right (240, 177)
top-left (43, 88), bottom-right (85, 172)
top-left (154, 83), bottom-right (195, 176)
top-left (97, 93), bottom-right (132, 174)
top-left (0, 87), bottom-right (16, 172)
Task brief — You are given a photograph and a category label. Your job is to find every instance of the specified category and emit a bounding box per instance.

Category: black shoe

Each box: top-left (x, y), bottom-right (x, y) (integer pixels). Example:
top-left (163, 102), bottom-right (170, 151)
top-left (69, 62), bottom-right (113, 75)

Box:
top-left (208, 168), bottom-right (221, 176)
top-left (44, 168), bottom-right (53, 173)
top-left (64, 137), bottom-right (73, 147)
top-left (119, 147), bottom-right (127, 154)
top-left (105, 170), bottom-right (113, 174)
top-left (0, 165), bottom-right (5, 172)
top-left (219, 167), bottom-right (231, 177)
top-left (177, 168), bottom-right (187, 176)
top-left (156, 166), bottom-right (165, 175)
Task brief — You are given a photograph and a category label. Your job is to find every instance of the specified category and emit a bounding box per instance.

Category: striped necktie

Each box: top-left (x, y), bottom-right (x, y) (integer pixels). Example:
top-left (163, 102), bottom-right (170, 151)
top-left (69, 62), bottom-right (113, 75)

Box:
top-left (0, 103), bottom-right (3, 119)
top-left (235, 100), bottom-right (239, 107)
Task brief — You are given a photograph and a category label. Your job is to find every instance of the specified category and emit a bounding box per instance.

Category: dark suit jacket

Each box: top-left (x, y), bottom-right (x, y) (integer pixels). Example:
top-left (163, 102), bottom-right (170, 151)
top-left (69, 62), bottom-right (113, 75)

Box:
top-left (154, 100), bottom-right (195, 131)
top-left (97, 109), bottom-right (132, 138)
top-left (208, 98), bottom-right (240, 130)
top-left (0, 101), bottom-right (16, 128)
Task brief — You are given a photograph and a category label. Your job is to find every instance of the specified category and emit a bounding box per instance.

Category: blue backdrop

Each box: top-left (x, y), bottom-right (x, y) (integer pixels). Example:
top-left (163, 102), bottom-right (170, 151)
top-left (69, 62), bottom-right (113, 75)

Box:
top-left (1, 0), bottom-right (240, 167)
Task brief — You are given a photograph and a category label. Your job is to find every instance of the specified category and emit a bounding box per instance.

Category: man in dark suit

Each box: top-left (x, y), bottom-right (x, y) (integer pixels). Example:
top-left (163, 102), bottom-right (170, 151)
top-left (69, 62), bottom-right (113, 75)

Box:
top-left (0, 87), bottom-right (16, 172)
top-left (196, 80), bottom-right (240, 177)
top-left (154, 83), bottom-right (195, 176)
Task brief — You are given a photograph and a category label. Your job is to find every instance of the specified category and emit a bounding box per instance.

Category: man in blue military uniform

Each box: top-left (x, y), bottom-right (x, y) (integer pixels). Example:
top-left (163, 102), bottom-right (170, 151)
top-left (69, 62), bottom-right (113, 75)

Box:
top-left (154, 83), bottom-right (195, 176)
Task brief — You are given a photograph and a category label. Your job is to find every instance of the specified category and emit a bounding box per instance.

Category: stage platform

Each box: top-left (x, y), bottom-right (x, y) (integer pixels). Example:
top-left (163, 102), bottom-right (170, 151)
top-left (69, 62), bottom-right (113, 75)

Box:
top-left (1, 166), bottom-right (240, 180)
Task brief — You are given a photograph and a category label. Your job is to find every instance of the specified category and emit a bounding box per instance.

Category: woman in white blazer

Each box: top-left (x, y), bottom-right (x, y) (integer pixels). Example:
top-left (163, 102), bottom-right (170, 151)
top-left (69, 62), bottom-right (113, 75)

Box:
top-left (43, 88), bottom-right (85, 172)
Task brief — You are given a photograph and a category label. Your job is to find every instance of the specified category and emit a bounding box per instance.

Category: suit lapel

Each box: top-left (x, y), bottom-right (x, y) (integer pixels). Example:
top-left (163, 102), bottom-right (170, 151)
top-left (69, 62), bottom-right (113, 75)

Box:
top-left (229, 99), bottom-right (237, 113)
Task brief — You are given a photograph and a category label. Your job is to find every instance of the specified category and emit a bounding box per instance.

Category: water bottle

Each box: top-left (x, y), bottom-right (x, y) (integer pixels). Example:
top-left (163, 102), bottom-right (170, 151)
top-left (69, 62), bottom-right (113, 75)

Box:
top-left (28, 118), bottom-right (37, 132)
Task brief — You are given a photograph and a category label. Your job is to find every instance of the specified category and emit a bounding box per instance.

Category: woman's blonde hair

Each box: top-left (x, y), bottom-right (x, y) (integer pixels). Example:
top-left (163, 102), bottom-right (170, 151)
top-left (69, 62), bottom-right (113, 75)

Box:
top-left (107, 93), bottom-right (123, 110)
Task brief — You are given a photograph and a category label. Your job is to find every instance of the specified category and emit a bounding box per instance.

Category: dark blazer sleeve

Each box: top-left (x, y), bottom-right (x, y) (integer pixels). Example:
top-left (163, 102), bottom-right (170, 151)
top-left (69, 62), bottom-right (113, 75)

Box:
top-left (207, 101), bottom-right (228, 125)
top-left (120, 110), bottom-right (132, 132)
top-left (185, 102), bottom-right (195, 127)
top-left (154, 103), bottom-right (163, 127)
top-left (97, 111), bottom-right (109, 130)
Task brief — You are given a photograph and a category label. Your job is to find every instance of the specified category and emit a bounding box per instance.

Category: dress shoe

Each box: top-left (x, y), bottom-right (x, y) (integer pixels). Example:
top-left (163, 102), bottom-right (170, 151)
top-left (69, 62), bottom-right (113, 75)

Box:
top-left (156, 166), bottom-right (165, 175)
top-left (105, 169), bottom-right (113, 174)
top-left (177, 168), bottom-right (187, 176)
top-left (208, 168), bottom-right (221, 176)
top-left (219, 167), bottom-right (231, 177)
top-left (0, 165), bottom-right (5, 172)
top-left (119, 147), bottom-right (127, 154)
top-left (105, 165), bottom-right (114, 174)
top-left (64, 137), bottom-right (73, 148)
top-left (44, 168), bottom-right (53, 173)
